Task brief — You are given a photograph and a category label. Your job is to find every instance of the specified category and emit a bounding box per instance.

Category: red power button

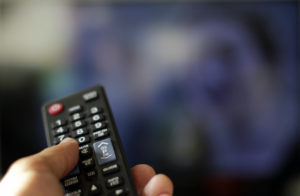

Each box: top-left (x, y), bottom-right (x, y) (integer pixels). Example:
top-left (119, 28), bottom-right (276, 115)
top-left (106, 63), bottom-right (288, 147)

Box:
top-left (48, 103), bottom-right (64, 115)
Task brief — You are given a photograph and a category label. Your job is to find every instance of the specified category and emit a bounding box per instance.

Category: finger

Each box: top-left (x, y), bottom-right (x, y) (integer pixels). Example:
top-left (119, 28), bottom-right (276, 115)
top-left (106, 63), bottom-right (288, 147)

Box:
top-left (131, 164), bottom-right (156, 195)
top-left (143, 174), bottom-right (173, 196)
top-left (0, 138), bottom-right (79, 196)
top-left (12, 138), bottom-right (79, 179)
top-left (36, 138), bottom-right (79, 178)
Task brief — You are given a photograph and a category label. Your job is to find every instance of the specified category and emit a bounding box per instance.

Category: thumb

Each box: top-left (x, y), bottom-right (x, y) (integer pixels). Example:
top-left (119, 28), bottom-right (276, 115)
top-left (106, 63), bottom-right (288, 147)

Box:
top-left (33, 137), bottom-right (79, 178)
top-left (11, 137), bottom-right (79, 179)
top-left (0, 138), bottom-right (79, 196)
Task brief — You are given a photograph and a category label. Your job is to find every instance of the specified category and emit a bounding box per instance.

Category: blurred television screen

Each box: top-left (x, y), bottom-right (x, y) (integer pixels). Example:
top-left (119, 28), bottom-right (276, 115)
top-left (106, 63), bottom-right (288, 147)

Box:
top-left (0, 1), bottom-right (299, 195)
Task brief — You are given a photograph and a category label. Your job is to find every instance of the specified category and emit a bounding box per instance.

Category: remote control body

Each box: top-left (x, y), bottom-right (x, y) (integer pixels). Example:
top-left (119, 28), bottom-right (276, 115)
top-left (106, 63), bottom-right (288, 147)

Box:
top-left (42, 85), bottom-right (137, 196)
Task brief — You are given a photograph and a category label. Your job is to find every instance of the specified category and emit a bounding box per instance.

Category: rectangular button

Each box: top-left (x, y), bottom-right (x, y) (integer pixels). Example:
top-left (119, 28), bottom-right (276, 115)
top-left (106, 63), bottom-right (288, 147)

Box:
top-left (63, 176), bottom-right (80, 189)
top-left (79, 146), bottom-right (92, 159)
top-left (68, 105), bottom-right (82, 114)
top-left (102, 163), bottom-right (119, 175)
top-left (106, 176), bottom-right (123, 188)
top-left (79, 144), bottom-right (89, 150)
top-left (83, 91), bottom-right (98, 102)
top-left (113, 188), bottom-right (127, 196)
top-left (65, 189), bottom-right (82, 196)
top-left (80, 158), bottom-right (95, 170)
top-left (93, 138), bottom-right (116, 166)
top-left (86, 170), bottom-right (97, 180)
top-left (93, 129), bottom-right (109, 140)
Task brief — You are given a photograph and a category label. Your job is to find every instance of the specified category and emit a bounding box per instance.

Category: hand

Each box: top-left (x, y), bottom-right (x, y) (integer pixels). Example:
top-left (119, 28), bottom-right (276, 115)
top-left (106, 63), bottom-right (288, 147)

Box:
top-left (0, 138), bottom-right (173, 196)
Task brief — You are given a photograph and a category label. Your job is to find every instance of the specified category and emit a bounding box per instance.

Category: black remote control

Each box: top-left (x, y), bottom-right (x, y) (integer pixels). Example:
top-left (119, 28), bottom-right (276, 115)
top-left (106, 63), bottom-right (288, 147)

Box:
top-left (42, 85), bottom-right (138, 196)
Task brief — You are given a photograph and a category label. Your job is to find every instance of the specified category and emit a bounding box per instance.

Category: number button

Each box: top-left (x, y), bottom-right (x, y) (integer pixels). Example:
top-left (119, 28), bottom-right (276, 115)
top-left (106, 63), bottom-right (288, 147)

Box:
top-left (71, 113), bottom-right (84, 122)
top-left (76, 135), bottom-right (90, 146)
top-left (73, 128), bottom-right (88, 138)
top-left (54, 134), bottom-right (68, 144)
top-left (91, 114), bottom-right (103, 123)
top-left (91, 122), bottom-right (106, 131)
top-left (53, 126), bottom-right (68, 136)
top-left (72, 120), bottom-right (86, 130)
top-left (51, 119), bottom-right (67, 129)
top-left (89, 107), bottom-right (101, 115)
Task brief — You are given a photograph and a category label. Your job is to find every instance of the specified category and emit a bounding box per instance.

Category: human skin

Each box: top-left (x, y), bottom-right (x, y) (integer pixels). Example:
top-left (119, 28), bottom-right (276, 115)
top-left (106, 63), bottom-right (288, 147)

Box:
top-left (0, 138), bottom-right (173, 196)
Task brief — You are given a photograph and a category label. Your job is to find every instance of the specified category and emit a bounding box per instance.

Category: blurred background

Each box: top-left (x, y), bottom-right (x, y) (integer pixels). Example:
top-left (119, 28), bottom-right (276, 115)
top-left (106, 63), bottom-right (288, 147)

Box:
top-left (0, 0), bottom-right (299, 195)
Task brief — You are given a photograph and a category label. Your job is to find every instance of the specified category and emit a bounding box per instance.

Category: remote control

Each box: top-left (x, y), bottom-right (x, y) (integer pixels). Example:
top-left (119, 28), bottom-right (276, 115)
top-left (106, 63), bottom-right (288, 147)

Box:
top-left (42, 85), bottom-right (138, 196)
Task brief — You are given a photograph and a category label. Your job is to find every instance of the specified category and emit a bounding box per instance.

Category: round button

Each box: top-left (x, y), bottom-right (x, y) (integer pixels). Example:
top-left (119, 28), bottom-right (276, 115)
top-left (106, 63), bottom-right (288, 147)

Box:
top-left (48, 103), bottom-right (64, 115)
